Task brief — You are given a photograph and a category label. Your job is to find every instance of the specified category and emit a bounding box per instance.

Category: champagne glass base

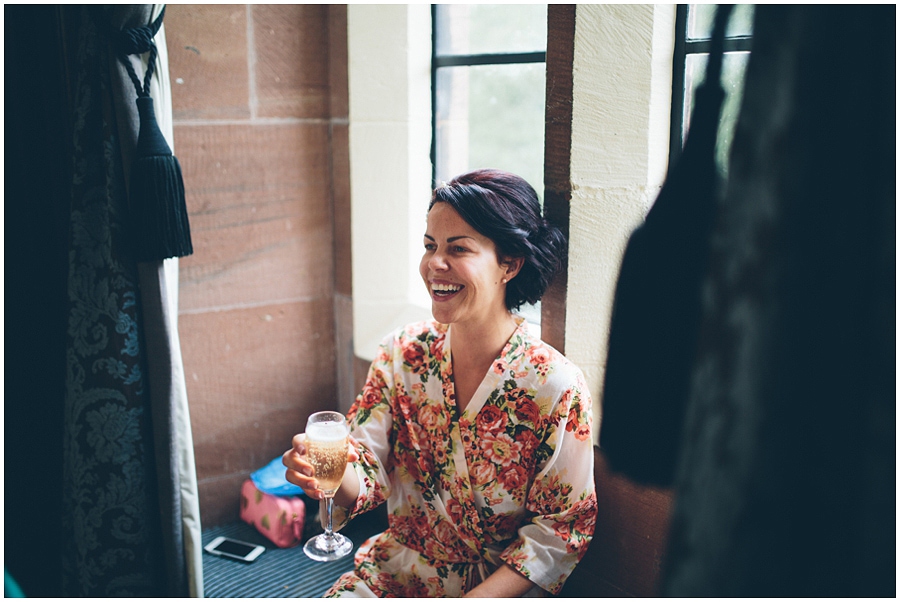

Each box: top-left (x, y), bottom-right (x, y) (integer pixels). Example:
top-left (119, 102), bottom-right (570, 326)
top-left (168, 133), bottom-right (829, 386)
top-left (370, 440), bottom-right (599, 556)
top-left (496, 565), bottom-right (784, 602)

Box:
top-left (303, 532), bottom-right (353, 562)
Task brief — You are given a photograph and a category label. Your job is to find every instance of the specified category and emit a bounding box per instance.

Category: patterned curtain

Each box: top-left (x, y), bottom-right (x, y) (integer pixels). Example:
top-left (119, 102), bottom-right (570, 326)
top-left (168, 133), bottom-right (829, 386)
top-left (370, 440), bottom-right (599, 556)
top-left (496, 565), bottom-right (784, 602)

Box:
top-left (60, 5), bottom-right (202, 597)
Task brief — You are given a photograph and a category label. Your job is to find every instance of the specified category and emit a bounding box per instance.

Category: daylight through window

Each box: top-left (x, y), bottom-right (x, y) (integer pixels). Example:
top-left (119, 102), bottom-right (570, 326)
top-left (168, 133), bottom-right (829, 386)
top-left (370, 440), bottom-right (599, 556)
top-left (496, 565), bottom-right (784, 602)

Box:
top-left (432, 4), bottom-right (548, 195)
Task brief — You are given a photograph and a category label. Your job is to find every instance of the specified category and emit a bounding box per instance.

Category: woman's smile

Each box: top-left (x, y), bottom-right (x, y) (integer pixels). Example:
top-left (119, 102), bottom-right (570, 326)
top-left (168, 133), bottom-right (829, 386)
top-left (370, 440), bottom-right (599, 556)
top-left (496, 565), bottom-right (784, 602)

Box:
top-left (430, 280), bottom-right (463, 298)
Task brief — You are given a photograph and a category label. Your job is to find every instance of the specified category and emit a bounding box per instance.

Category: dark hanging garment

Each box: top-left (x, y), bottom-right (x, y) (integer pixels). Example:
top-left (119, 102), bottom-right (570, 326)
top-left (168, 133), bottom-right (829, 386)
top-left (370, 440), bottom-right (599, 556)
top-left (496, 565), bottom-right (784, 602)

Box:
top-left (598, 7), bottom-right (733, 487)
top-left (661, 5), bottom-right (895, 597)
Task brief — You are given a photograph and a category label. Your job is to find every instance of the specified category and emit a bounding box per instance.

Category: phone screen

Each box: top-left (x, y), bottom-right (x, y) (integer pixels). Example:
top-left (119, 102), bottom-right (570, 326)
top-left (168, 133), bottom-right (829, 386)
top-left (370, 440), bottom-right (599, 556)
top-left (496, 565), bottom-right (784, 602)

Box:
top-left (211, 539), bottom-right (258, 558)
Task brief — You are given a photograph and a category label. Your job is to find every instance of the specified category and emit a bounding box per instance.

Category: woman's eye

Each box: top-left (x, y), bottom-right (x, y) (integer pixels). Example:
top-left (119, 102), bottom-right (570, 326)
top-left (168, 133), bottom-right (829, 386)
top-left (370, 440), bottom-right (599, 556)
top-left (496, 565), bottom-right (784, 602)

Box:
top-left (453, 246), bottom-right (468, 253)
top-left (424, 243), bottom-right (436, 251)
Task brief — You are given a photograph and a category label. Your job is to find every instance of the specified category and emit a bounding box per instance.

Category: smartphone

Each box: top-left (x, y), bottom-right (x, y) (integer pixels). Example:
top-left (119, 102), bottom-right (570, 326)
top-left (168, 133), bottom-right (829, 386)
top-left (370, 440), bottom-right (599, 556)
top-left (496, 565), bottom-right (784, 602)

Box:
top-left (204, 536), bottom-right (266, 562)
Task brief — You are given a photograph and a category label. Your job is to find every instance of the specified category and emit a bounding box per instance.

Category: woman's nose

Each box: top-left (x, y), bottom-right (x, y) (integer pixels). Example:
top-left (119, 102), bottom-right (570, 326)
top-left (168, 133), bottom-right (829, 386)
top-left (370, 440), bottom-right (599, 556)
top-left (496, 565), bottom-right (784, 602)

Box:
top-left (428, 250), bottom-right (448, 271)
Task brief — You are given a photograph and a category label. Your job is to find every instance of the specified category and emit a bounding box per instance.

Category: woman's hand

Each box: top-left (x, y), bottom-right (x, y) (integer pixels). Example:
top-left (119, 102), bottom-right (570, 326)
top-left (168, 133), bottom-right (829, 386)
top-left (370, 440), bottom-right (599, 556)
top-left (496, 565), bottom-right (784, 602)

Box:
top-left (282, 433), bottom-right (360, 502)
top-left (463, 564), bottom-right (536, 598)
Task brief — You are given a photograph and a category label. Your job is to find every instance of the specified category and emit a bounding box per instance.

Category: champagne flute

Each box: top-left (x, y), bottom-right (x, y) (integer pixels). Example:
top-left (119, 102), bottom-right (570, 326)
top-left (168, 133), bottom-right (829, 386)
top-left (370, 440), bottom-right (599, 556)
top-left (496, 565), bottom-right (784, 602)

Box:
top-left (303, 411), bottom-right (353, 561)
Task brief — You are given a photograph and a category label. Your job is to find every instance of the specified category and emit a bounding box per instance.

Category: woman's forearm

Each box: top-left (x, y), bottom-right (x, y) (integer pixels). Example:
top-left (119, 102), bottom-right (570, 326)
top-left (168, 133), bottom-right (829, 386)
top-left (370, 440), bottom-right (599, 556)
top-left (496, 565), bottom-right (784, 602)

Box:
top-left (463, 564), bottom-right (536, 598)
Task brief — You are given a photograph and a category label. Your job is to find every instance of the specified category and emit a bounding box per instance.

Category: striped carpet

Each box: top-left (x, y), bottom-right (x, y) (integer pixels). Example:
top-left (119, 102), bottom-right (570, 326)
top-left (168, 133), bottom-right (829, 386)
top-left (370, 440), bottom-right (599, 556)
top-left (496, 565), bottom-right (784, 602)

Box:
top-left (202, 515), bottom-right (383, 598)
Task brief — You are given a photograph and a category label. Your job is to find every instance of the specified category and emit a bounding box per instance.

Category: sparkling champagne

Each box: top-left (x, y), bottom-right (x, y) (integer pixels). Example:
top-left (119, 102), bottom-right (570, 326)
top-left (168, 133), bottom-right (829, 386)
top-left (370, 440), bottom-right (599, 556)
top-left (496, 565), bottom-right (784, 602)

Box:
top-left (306, 421), bottom-right (349, 496)
top-left (303, 411), bottom-right (353, 561)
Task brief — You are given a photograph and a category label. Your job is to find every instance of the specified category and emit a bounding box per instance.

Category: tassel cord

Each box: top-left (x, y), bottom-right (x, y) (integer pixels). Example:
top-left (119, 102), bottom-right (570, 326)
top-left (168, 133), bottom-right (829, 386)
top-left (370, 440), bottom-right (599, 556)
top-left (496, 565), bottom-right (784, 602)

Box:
top-left (93, 5), bottom-right (167, 99)
top-left (117, 6), bottom-right (166, 99)
top-left (121, 43), bottom-right (159, 100)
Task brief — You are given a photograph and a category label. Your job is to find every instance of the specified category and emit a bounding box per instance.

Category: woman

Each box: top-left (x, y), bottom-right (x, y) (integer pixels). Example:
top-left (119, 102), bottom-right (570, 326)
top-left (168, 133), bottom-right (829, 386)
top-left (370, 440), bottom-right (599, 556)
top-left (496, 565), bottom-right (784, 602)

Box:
top-left (284, 169), bottom-right (596, 597)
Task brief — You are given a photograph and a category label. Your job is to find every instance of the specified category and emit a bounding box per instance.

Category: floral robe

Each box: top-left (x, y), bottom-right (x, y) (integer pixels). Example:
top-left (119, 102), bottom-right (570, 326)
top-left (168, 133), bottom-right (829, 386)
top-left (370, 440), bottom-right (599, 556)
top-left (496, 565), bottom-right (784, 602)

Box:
top-left (327, 318), bottom-right (596, 597)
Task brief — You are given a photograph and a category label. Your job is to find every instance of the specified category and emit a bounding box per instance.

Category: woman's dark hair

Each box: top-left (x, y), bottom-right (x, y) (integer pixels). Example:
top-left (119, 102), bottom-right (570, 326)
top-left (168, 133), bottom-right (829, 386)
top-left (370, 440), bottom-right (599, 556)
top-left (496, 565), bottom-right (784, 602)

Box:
top-left (430, 169), bottom-right (567, 311)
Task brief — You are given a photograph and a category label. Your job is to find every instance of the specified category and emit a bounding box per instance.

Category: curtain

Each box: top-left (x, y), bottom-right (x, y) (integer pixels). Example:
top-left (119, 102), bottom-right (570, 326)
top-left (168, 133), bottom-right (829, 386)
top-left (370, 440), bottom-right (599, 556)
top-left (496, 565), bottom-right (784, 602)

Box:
top-left (60, 5), bottom-right (202, 597)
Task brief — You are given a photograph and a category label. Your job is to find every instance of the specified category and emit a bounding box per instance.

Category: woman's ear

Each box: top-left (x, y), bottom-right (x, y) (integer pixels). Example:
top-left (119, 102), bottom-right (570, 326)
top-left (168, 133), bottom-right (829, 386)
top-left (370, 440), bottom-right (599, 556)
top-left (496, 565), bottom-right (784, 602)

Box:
top-left (501, 256), bottom-right (524, 282)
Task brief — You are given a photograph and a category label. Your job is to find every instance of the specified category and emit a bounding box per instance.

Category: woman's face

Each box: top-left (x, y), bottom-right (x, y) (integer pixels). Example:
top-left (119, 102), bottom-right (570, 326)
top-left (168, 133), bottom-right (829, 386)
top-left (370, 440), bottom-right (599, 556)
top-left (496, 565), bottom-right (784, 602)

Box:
top-left (419, 202), bottom-right (515, 328)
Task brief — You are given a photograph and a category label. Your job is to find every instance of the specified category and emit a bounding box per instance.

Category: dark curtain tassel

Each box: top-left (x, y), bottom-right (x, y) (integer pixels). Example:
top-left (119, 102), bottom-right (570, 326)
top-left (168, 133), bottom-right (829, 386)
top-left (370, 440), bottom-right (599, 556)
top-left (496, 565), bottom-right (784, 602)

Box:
top-left (131, 95), bottom-right (193, 261)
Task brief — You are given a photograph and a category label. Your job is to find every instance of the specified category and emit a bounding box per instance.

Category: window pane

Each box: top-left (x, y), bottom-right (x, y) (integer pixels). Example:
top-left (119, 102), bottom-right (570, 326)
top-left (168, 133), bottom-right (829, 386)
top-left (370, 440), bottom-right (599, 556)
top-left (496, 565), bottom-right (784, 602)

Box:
top-left (435, 4), bottom-right (547, 56)
top-left (687, 4), bottom-right (754, 40)
top-left (682, 51), bottom-right (751, 175)
top-left (434, 62), bottom-right (545, 198)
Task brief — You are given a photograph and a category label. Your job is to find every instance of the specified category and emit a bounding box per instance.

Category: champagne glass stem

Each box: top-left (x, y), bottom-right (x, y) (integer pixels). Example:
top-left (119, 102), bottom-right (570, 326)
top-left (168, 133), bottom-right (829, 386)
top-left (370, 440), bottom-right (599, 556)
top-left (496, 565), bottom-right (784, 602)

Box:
top-left (324, 496), bottom-right (335, 540)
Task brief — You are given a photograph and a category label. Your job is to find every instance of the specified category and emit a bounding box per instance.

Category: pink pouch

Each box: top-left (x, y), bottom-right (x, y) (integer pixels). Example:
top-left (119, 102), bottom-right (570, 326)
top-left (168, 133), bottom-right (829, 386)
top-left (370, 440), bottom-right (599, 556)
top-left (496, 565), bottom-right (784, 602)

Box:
top-left (239, 479), bottom-right (307, 548)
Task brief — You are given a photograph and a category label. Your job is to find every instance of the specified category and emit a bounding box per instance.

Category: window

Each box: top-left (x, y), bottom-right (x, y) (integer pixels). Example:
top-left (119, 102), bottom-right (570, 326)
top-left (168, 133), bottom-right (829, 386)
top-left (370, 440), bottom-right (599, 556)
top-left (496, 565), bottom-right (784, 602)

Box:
top-left (670, 4), bottom-right (754, 173)
top-left (431, 4), bottom-right (547, 194)
top-left (431, 4), bottom-right (548, 325)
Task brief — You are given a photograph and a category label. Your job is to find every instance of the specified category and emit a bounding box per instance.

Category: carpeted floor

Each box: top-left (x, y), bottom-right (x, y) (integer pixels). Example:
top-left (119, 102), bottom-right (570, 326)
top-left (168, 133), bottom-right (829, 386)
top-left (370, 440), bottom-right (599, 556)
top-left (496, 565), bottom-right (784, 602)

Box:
top-left (202, 511), bottom-right (385, 598)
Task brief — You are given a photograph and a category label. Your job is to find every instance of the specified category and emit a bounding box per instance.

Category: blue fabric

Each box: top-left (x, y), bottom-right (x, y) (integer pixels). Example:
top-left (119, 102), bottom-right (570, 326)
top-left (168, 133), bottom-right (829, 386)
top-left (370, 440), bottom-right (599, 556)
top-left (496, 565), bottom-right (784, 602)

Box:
top-left (250, 456), bottom-right (306, 497)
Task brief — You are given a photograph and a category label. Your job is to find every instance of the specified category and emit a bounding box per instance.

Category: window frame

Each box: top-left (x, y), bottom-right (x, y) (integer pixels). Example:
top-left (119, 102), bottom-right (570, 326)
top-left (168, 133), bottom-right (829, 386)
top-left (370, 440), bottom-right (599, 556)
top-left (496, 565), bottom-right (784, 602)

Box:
top-left (430, 4), bottom-right (547, 186)
top-left (669, 4), bottom-right (754, 166)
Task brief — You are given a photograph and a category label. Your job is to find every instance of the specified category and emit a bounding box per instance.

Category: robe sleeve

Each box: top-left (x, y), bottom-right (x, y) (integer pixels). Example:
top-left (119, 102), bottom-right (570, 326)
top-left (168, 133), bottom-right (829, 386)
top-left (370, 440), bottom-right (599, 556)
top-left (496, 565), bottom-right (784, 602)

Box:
top-left (499, 370), bottom-right (598, 594)
top-left (330, 335), bottom-right (397, 530)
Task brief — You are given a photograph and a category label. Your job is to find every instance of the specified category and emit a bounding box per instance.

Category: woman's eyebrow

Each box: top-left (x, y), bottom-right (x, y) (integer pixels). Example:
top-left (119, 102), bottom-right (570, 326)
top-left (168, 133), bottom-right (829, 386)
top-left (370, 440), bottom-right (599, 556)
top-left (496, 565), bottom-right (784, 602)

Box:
top-left (423, 234), bottom-right (476, 243)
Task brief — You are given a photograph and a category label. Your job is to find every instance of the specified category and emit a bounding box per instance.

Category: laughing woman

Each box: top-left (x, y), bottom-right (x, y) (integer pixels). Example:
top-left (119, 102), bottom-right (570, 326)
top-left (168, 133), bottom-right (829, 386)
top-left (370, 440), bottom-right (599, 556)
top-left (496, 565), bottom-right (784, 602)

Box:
top-left (284, 169), bottom-right (597, 597)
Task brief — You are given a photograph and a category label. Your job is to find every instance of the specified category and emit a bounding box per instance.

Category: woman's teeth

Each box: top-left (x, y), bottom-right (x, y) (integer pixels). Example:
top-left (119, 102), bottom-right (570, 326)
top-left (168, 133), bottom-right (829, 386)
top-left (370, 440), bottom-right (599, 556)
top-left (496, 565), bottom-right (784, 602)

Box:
top-left (432, 283), bottom-right (462, 296)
